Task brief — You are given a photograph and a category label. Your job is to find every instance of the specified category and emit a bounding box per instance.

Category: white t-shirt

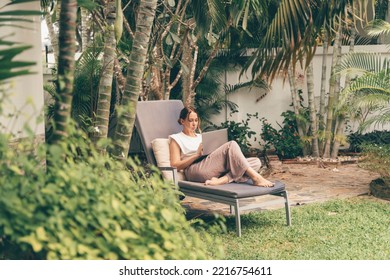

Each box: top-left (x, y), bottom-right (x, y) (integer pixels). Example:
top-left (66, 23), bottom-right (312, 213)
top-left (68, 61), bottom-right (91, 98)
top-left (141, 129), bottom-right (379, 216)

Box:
top-left (169, 132), bottom-right (202, 160)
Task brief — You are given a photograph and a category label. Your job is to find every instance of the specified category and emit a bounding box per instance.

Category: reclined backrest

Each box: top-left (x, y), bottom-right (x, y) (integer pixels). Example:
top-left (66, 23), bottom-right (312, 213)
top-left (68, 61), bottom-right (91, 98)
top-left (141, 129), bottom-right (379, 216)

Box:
top-left (135, 100), bottom-right (183, 166)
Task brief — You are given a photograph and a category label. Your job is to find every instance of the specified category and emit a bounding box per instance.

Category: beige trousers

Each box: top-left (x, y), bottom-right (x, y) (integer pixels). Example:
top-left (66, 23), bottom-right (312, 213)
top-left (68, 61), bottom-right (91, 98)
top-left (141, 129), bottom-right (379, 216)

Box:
top-left (184, 141), bottom-right (261, 183)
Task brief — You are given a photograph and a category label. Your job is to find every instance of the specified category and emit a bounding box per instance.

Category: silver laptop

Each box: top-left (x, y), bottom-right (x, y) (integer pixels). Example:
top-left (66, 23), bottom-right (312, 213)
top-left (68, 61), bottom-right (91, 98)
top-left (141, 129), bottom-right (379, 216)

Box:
top-left (202, 128), bottom-right (228, 155)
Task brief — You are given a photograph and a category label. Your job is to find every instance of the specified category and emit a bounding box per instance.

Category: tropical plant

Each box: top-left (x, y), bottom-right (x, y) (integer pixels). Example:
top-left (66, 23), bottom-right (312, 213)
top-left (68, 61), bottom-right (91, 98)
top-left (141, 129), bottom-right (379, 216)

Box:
top-left (0, 0), bottom-right (41, 83)
top-left (0, 123), bottom-right (223, 260)
top-left (360, 144), bottom-right (390, 182)
top-left (111, 0), bottom-right (158, 161)
top-left (347, 130), bottom-right (390, 153)
top-left (246, 0), bottom-right (378, 159)
top-left (214, 110), bottom-right (259, 155)
top-left (91, 0), bottom-right (117, 152)
top-left (336, 19), bottom-right (390, 132)
top-left (260, 111), bottom-right (304, 160)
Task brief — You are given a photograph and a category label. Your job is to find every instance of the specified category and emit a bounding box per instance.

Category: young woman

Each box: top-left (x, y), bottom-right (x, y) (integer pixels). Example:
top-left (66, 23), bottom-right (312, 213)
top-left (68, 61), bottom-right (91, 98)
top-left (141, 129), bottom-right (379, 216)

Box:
top-left (169, 106), bottom-right (274, 187)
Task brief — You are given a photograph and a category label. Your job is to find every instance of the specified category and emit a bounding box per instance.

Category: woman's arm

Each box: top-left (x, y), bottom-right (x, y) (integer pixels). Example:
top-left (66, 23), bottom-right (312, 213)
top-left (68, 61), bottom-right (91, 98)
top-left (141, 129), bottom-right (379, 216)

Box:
top-left (169, 139), bottom-right (203, 171)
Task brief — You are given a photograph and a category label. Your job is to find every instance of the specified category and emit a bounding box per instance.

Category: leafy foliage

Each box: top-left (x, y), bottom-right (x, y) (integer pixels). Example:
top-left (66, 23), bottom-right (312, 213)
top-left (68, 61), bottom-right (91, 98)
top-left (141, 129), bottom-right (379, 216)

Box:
top-left (0, 125), bottom-right (223, 260)
top-left (260, 111), bottom-right (304, 160)
top-left (45, 38), bottom-right (105, 135)
top-left (0, 0), bottom-right (41, 83)
top-left (214, 110), bottom-right (258, 155)
top-left (336, 20), bottom-right (390, 132)
top-left (360, 143), bottom-right (390, 180)
top-left (347, 130), bottom-right (390, 152)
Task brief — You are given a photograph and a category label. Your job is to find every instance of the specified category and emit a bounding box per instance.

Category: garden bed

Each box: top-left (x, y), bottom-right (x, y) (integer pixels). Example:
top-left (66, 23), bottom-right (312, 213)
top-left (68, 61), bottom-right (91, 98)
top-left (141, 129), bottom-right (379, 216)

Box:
top-left (280, 156), bottom-right (363, 165)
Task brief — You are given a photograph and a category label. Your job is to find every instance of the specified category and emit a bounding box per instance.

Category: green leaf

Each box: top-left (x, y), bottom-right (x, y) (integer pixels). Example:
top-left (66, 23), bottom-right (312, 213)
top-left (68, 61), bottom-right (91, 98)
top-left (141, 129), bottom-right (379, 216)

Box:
top-left (36, 226), bottom-right (48, 241)
top-left (0, 10), bottom-right (42, 17)
top-left (165, 34), bottom-right (173, 45)
top-left (179, 60), bottom-right (189, 74)
top-left (9, 165), bottom-right (23, 175)
top-left (19, 235), bottom-right (42, 252)
top-left (118, 230), bottom-right (139, 240)
top-left (161, 209), bottom-right (173, 222)
top-left (4, 0), bottom-right (40, 7)
top-left (169, 31), bottom-right (181, 44)
top-left (168, 0), bottom-right (175, 8)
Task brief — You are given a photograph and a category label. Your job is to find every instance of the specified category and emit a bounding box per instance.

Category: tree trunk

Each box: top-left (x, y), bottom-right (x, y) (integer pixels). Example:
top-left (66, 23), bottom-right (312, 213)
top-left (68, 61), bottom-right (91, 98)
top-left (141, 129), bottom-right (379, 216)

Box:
top-left (91, 0), bottom-right (116, 152)
top-left (148, 47), bottom-right (163, 100)
top-left (80, 7), bottom-right (90, 52)
top-left (306, 61), bottom-right (319, 157)
top-left (49, 0), bottom-right (78, 144)
top-left (323, 17), bottom-right (342, 158)
top-left (287, 64), bottom-right (305, 139)
top-left (318, 28), bottom-right (329, 151)
top-left (181, 35), bottom-right (193, 106)
top-left (331, 27), bottom-right (356, 158)
top-left (111, 0), bottom-right (158, 161)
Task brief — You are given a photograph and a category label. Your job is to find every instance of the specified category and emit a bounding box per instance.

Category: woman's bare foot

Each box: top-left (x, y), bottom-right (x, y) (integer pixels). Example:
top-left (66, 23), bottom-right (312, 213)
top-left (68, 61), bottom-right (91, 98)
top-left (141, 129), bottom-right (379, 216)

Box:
top-left (253, 176), bottom-right (274, 187)
top-left (205, 176), bottom-right (229, 186)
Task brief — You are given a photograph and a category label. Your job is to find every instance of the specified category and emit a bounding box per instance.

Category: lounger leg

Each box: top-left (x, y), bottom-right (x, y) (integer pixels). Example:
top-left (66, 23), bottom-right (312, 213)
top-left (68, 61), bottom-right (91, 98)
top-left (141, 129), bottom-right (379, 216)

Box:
top-left (283, 190), bottom-right (292, 226)
top-left (233, 200), bottom-right (241, 237)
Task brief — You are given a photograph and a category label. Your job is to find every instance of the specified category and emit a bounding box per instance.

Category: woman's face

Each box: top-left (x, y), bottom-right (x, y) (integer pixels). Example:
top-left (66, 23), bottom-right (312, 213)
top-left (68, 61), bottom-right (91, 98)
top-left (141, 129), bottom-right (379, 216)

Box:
top-left (181, 111), bottom-right (199, 132)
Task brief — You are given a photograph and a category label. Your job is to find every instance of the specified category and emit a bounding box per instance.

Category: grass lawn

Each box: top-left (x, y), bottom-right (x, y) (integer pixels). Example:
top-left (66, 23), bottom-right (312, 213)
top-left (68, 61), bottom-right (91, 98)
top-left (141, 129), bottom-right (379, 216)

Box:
top-left (203, 197), bottom-right (390, 260)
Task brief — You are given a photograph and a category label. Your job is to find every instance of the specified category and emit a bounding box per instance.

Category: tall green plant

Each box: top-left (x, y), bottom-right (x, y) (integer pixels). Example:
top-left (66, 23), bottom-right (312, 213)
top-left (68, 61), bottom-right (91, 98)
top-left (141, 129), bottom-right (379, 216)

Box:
top-left (0, 124), bottom-right (223, 259)
top-left (0, 0), bottom-right (41, 83)
top-left (336, 20), bottom-right (390, 131)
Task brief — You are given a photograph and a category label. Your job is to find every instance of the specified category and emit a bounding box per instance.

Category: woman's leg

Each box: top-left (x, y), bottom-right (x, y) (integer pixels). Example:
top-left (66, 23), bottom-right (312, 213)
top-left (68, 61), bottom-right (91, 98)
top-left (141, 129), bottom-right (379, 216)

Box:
top-left (185, 141), bottom-right (248, 183)
top-left (247, 157), bottom-right (262, 172)
top-left (186, 141), bottom-right (273, 187)
top-left (245, 167), bottom-right (274, 187)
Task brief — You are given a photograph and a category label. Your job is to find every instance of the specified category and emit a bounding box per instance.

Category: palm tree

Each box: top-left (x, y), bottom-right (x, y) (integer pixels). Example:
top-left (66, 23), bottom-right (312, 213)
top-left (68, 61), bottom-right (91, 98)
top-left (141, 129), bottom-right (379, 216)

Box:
top-left (111, 0), bottom-right (158, 161)
top-left (49, 0), bottom-right (78, 144)
top-left (246, 0), bottom-right (375, 158)
top-left (248, 0), bottom-right (374, 80)
top-left (91, 0), bottom-right (117, 152)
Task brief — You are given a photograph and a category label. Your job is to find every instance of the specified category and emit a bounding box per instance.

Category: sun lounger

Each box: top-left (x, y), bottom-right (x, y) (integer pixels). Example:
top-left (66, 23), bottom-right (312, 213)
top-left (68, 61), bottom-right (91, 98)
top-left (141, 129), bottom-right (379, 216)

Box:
top-left (135, 100), bottom-right (291, 236)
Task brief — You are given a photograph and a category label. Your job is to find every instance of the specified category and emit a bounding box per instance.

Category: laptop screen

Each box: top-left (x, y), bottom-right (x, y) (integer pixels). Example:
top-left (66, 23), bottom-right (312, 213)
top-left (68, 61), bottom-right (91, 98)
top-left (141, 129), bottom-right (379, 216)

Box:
top-left (202, 128), bottom-right (228, 155)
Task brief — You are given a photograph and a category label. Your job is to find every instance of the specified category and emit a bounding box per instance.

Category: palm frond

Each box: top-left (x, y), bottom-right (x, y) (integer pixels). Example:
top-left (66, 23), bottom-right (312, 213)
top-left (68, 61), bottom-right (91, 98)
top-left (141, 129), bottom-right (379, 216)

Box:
top-left (358, 107), bottom-right (390, 132)
top-left (0, 0), bottom-right (39, 82)
top-left (336, 51), bottom-right (390, 76)
top-left (191, 0), bottom-right (227, 35)
top-left (366, 19), bottom-right (390, 38)
top-left (224, 76), bottom-right (270, 101)
top-left (352, 92), bottom-right (390, 109)
top-left (342, 69), bottom-right (390, 96)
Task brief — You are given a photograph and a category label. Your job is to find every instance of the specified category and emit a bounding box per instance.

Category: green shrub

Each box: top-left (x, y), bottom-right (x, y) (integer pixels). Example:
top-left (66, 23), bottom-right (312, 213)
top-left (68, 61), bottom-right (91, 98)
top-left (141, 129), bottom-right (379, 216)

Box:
top-left (347, 130), bottom-right (390, 152)
top-left (359, 143), bottom-right (390, 180)
top-left (0, 128), bottom-right (223, 260)
top-left (260, 111), bottom-right (304, 160)
top-left (214, 110), bottom-right (258, 154)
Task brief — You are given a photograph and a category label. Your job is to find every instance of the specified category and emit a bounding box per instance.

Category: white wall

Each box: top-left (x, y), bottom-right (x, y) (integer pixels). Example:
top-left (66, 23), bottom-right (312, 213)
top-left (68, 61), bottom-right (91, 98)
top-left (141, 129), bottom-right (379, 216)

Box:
top-left (211, 45), bottom-right (390, 148)
top-left (0, 1), bottom-right (45, 139)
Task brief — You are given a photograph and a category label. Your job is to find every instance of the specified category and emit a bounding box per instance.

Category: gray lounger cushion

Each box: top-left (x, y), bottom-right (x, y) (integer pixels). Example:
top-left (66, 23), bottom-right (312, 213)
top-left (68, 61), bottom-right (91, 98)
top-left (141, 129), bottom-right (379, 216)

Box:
top-left (179, 180), bottom-right (285, 199)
